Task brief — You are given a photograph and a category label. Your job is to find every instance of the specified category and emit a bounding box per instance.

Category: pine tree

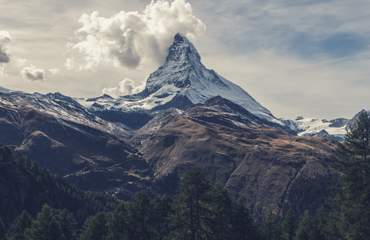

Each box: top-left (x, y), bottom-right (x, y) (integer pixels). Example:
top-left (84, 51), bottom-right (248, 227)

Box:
top-left (107, 201), bottom-right (127, 240)
top-left (0, 218), bottom-right (8, 240)
top-left (295, 210), bottom-right (316, 240)
top-left (24, 204), bottom-right (63, 240)
top-left (10, 210), bottom-right (32, 240)
top-left (80, 212), bottom-right (109, 240)
top-left (231, 196), bottom-right (258, 240)
top-left (57, 209), bottom-right (77, 240)
top-left (331, 111), bottom-right (370, 238)
top-left (152, 194), bottom-right (172, 240)
top-left (261, 209), bottom-right (281, 240)
top-left (205, 184), bottom-right (233, 239)
top-left (170, 166), bottom-right (211, 240)
top-left (282, 210), bottom-right (296, 240)
top-left (126, 191), bottom-right (154, 240)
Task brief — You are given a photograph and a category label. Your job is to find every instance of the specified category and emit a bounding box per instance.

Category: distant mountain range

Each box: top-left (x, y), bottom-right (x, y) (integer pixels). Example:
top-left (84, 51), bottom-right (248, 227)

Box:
top-left (0, 33), bottom-right (365, 216)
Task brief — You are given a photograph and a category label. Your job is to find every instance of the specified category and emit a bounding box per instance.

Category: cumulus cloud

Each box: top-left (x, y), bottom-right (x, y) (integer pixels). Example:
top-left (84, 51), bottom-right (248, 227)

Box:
top-left (102, 78), bottom-right (145, 98)
top-left (49, 68), bottom-right (60, 75)
top-left (0, 31), bottom-right (11, 64)
top-left (20, 65), bottom-right (46, 82)
top-left (70, 0), bottom-right (206, 70)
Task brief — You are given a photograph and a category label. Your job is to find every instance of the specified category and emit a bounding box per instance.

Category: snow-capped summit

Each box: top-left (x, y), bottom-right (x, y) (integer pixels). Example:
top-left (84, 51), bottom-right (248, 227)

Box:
top-left (165, 33), bottom-right (201, 67)
top-left (89, 33), bottom-right (281, 124)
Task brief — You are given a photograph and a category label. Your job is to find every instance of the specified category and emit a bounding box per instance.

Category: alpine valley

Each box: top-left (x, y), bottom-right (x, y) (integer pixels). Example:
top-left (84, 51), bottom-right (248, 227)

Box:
top-left (0, 33), bottom-right (363, 225)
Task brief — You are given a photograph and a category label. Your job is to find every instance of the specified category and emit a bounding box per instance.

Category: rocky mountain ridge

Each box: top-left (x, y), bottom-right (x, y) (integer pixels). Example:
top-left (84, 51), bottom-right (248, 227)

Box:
top-left (0, 91), bottom-right (152, 200)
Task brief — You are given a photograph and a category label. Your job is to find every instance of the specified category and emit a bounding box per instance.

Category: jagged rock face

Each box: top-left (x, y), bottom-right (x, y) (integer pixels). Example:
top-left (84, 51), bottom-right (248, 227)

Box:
top-left (137, 96), bottom-right (338, 215)
top-left (0, 92), bottom-right (152, 200)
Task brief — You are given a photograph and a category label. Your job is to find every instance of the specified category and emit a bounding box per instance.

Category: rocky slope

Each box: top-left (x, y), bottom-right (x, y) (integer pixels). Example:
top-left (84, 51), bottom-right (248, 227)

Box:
top-left (0, 92), bottom-right (151, 200)
top-left (135, 96), bottom-right (338, 215)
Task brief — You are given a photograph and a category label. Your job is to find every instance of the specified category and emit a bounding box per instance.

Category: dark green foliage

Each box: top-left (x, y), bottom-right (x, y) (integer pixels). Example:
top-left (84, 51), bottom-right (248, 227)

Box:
top-left (107, 201), bottom-right (127, 240)
top-left (231, 196), bottom-right (259, 240)
top-left (10, 210), bottom-right (32, 240)
top-left (24, 204), bottom-right (64, 240)
top-left (205, 184), bottom-right (233, 239)
top-left (261, 209), bottom-right (281, 240)
top-left (0, 218), bottom-right (7, 240)
top-left (330, 111), bottom-right (370, 239)
top-left (282, 210), bottom-right (296, 240)
top-left (80, 212), bottom-right (109, 240)
top-left (57, 209), bottom-right (77, 240)
top-left (13, 161), bottom-right (370, 240)
top-left (170, 166), bottom-right (212, 240)
top-left (294, 210), bottom-right (316, 240)
top-left (314, 206), bottom-right (339, 240)
top-left (125, 191), bottom-right (155, 240)
top-left (152, 194), bottom-right (172, 239)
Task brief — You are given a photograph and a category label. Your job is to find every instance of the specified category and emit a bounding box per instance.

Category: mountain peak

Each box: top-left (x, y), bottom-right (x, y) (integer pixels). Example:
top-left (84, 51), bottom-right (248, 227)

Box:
top-left (88, 33), bottom-right (280, 125)
top-left (165, 32), bottom-right (201, 64)
top-left (174, 32), bottom-right (186, 43)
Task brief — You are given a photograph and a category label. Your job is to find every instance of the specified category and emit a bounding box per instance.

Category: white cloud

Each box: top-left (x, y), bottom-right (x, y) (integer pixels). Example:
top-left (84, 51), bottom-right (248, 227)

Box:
top-left (20, 65), bottom-right (46, 81)
top-left (16, 58), bottom-right (27, 67)
top-left (70, 0), bottom-right (206, 70)
top-left (0, 31), bottom-right (11, 64)
top-left (49, 68), bottom-right (60, 75)
top-left (102, 78), bottom-right (145, 98)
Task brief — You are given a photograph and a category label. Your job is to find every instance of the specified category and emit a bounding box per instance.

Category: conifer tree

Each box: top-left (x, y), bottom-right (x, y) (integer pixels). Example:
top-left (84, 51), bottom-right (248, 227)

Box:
top-left (295, 210), bottom-right (316, 240)
top-left (57, 209), bottom-right (77, 240)
top-left (282, 210), bottom-right (296, 240)
top-left (231, 196), bottom-right (258, 240)
top-left (126, 191), bottom-right (154, 240)
top-left (80, 212), bottom-right (109, 240)
top-left (107, 201), bottom-right (127, 240)
top-left (261, 209), bottom-right (281, 240)
top-left (314, 206), bottom-right (328, 240)
top-left (331, 111), bottom-right (370, 238)
top-left (205, 184), bottom-right (233, 240)
top-left (24, 204), bottom-right (63, 240)
top-left (10, 210), bottom-right (32, 240)
top-left (152, 194), bottom-right (172, 240)
top-left (170, 166), bottom-right (211, 240)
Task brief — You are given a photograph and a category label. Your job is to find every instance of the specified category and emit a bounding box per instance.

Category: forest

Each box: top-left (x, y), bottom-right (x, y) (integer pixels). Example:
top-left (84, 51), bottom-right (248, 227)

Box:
top-left (1, 112), bottom-right (370, 240)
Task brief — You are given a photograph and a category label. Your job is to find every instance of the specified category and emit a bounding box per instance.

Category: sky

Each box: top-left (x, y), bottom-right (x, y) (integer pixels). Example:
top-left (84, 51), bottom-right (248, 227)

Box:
top-left (0, 0), bottom-right (370, 120)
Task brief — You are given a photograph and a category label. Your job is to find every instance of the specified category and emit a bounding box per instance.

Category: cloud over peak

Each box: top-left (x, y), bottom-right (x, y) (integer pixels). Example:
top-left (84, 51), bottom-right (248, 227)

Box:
top-left (102, 78), bottom-right (145, 98)
top-left (70, 0), bottom-right (206, 70)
